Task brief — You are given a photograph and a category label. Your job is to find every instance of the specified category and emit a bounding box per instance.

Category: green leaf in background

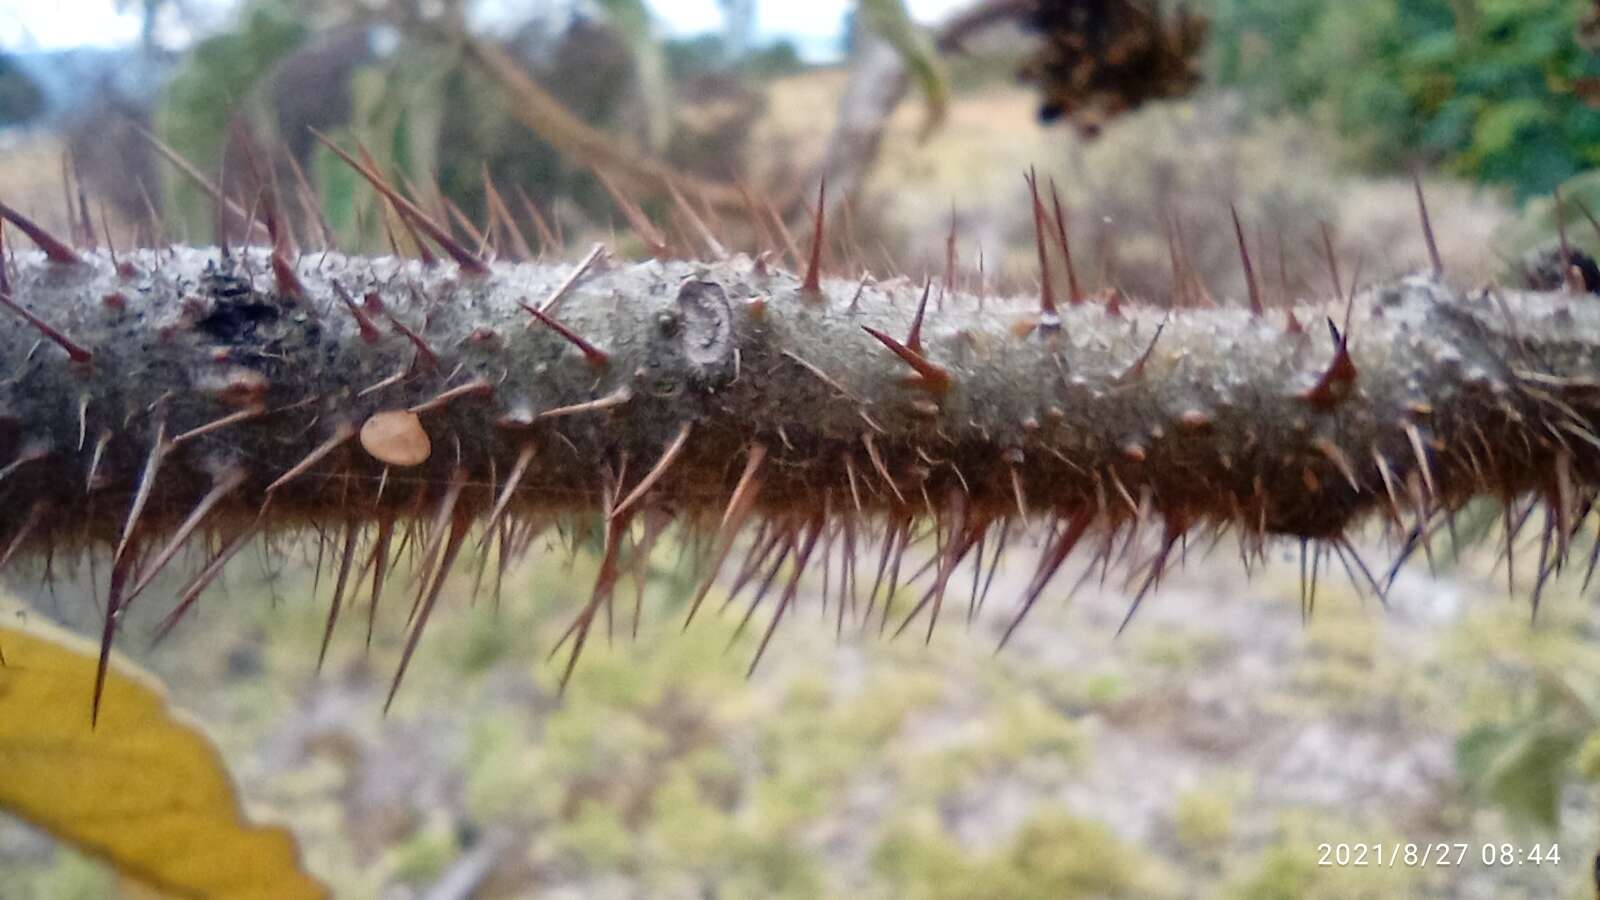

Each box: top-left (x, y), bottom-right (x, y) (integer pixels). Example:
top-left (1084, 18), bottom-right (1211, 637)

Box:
top-left (1456, 721), bottom-right (1584, 830)
top-left (156, 0), bottom-right (309, 237)
top-left (1206, 0), bottom-right (1600, 200)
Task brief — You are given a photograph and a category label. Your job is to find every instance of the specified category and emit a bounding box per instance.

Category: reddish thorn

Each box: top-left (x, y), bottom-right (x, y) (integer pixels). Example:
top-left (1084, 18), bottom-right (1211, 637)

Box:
top-left (1116, 319), bottom-right (1165, 384)
top-left (99, 201), bottom-right (119, 269)
top-left (862, 325), bottom-right (950, 393)
top-left (1413, 172), bottom-right (1443, 279)
top-left (409, 377), bottom-right (493, 415)
top-left (236, 122), bottom-right (296, 256)
top-left (1300, 316), bottom-right (1358, 409)
top-left (60, 153), bottom-right (78, 247)
top-left (482, 165), bottom-right (534, 261)
top-left (92, 552), bottom-right (136, 728)
top-left (1556, 187), bottom-right (1584, 293)
top-left (906, 279), bottom-right (932, 354)
top-left (521, 303), bottom-right (610, 368)
top-left (0, 292), bottom-right (92, 363)
top-left (332, 282), bottom-right (382, 342)
top-left (757, 188), bottom-right (803, 271)
top-left (386, 314), bottom-right (439, 370)
top-left (945, 204), bottom-right (958, 293)
top-left (1231, 205), bottom-right (1264, 317)
top-left (215, 146), bottom-right (234, 259)
top-left (135, 124), bottom-right (263, 242)
top-left (802, 177), bottom-right (826, 294)
top-left (442, 194), bottom-right (488, 255)
top-left (397, 209), bottom-right (438, 267)
top-left (284, 148), bottom-right (335, 251)
top-left (1286, 309), bottom-right (1304, 334)
top-left (310, 128), bottom-right (489, 275)
top-left (514, 185), bottom-right (559, 256)
top-left (272, 246), bottom-right (305, 299)
top-left (1164, 213), bottom-right (1188, 307)
top-left (1024, 168), bottom-right (1058, 322)
top-left (1319, 222), bottom-right (1344, 301)
top-left (667, 179), bottom-right (728, 260)
top-left (1103, 287), bottom-right (1123, 318)
top-left (1047, 178), bottom-right (1083, 304)
top-left (592, 169), bottom-right (668, 259)
top-left (248, 166), bottom-right (305, 300)
top-left (0, 221), bottom-right (9, 296)
top-left (0, 199), bottom-right (80, 264)
top-left (75, 168), bottom-right (95, 252)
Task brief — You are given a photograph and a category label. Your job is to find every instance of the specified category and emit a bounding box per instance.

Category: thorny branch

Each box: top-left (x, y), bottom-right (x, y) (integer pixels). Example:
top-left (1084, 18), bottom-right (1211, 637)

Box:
top-left (1, 181), bottom-right (1599, 715)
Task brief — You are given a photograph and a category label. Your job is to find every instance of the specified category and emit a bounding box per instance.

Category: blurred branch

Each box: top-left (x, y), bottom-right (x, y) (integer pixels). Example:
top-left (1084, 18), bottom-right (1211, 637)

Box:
top-left (457, 30), bottom-right (748, 210)
top-left (816, 0), bottom-right (1010, 211)
top-left (934, 0), bottom-right (1033, 52)
top-left (596, 0), bottom-right (674, 151)
top-left (859, 0), bottom-right (949, 141)
top-left (817, 0), bottom-right (1207, 212)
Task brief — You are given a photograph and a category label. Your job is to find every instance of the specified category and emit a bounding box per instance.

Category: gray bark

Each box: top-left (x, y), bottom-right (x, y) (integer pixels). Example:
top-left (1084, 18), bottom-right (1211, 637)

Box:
top-left (1, 246), bottom-right (1596, 560)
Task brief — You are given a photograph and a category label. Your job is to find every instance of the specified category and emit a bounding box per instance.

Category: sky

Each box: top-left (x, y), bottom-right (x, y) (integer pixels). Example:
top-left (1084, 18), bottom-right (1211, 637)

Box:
top-left (1, 0), bottom-right (970, 55)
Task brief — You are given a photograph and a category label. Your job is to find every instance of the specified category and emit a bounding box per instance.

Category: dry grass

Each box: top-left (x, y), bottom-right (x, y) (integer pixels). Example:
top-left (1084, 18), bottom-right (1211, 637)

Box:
top-left (754, 74), bottom-right (1514, 304)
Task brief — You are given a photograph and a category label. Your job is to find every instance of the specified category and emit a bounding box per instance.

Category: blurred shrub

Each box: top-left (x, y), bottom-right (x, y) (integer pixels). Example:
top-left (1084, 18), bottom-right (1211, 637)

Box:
top-left (0, 53), bottom-right (46, 126)
top-left (873, 809), bottom-right (1181, 899)
top-left (1446, 606), bottom-right (1600, 830)
top-left (157, 0), bottom-right (308, 238)
top-left (1207, 0), bottom-right (1600, 199)
top-left (153, 0), bottom-right (776, 251)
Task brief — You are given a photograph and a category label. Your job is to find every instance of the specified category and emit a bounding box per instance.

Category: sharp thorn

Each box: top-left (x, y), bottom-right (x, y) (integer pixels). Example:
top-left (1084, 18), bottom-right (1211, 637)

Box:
top-left (536, 385), bottom-right (633, 420)
top-left (521, 303), bottom-right (610, 368)
top-left (265, 422), bottom-right (356, 494)
top-left (1230, 204), bottom-right (1263, 317)
top-left (0, 198), bottom-right (80, 264)
top-left (1047, 178), bottom-right (1083, 304)
top-left (906, 278), bottom-right (932, 354)
top-left (0, 291), bottom-right (92, 363)
top-left (1024, 168), bottom-right (1059, 324)
top-left (862, 325), bottom-right (951, 393)
top-left (310, 128), bottom-right (490, 275)
top-left (593, 168), bottom-right (668, 259)
top-left (611, 422), bottom-right (692, 520)
top-left (802, 177), bottom-right (826, 293)
top-left (126, 467), bottom-right (247, 601)
top-left (1413, 172), bottom-right (1443, 279)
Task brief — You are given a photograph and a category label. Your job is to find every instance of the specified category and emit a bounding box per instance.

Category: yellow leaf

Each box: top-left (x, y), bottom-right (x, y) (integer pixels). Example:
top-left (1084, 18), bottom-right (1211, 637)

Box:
top-left (0, 601), bottom-right (327, 900)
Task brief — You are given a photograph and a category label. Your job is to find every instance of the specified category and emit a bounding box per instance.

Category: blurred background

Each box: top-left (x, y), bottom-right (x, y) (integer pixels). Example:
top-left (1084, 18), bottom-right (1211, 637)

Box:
top-left (4, 0), bottom-right (1600, 897)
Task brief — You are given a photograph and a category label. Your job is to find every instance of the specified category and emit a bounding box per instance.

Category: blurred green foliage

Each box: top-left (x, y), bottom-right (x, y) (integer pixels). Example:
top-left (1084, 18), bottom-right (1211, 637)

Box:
top-left (151, 2), bottom-right (671, 252)
top-left (157, 1), bottom-right (307, 238)
top-left (1448, 610), bottom-right (1600, 830)
top-left (1207, 0), bottom-right (1600, 199)
top-left (873, 811), bottom-right (1181, 899)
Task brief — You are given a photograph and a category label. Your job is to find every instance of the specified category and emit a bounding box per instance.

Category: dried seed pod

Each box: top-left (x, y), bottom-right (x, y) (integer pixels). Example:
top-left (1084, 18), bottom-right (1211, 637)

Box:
top-left (360, 411), bottom-right (431, 467)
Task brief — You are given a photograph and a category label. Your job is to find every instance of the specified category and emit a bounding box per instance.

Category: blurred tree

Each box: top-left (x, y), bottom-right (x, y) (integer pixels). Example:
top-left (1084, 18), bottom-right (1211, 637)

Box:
top-left (719, 0), bottom-right (757, 60)
top-left (0, 53), bottom-right (46, 127)
top-left (1207, 0), bottom-right (1600, 200)
top-left (154, 0), bottom-right (763, 250)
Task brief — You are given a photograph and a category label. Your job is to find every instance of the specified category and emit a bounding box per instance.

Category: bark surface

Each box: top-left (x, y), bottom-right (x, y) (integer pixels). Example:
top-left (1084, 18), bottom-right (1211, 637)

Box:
top-left (2, 246), bottom-right (1596, 556)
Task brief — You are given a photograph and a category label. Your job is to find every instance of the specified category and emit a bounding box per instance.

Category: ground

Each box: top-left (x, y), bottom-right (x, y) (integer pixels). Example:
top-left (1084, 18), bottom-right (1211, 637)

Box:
top-left (3, 519), bottom-right (1598, 898)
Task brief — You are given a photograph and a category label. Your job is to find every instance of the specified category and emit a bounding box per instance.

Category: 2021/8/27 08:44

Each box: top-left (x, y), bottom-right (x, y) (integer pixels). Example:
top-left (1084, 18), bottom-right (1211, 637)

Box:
top-left (1317, 843), bottom-right (1561, 868)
